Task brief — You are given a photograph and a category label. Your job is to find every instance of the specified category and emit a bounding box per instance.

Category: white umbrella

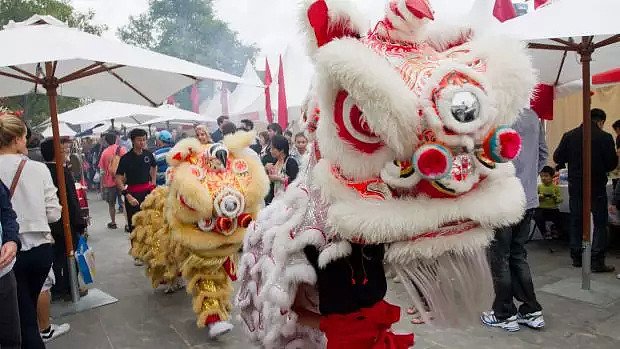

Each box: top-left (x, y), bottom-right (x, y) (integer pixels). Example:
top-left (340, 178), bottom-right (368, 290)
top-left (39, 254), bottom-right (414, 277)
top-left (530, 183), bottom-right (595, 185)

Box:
top-left (59, 100), bottom-right (213, 126)
top-left (41, 121), bottom-right (75, 138)
top-left (142, 104), bottom-right (216, 126)
top-left (0, 15), bottom-right (254, 303)
top-left (499, 0), bottom-right (620, 289)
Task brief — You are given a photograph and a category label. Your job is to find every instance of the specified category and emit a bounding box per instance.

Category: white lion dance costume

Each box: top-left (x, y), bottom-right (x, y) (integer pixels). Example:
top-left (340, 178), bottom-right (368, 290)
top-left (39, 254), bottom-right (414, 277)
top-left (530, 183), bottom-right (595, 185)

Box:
top-left (237, 0), bottom-right (536, 348)
top-left (130, 132), bottom-right (269, 337)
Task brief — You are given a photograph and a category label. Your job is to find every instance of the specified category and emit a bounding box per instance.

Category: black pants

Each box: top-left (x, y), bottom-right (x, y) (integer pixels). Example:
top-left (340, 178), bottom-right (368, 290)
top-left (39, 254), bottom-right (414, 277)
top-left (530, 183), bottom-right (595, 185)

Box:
top-left (13, 243), bottom-right (53, 349)
top-left (125, 189), bottom-right (151, 232)
top-left (533, 208), bottom-right (563, 235)
top-left (568, 184), bottom-right (608, 266)
top-left (0, 271), bottom-right (20, 349)
top-left (490, 209), bottom-right (542, 320)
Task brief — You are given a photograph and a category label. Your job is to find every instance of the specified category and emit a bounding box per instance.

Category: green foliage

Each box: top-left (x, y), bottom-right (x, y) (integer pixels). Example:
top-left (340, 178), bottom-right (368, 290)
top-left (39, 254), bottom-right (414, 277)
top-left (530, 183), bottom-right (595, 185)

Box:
top-left (0, 0), bottom-right (107, 126)
top-left (118, 0), bottom-right (258, 110)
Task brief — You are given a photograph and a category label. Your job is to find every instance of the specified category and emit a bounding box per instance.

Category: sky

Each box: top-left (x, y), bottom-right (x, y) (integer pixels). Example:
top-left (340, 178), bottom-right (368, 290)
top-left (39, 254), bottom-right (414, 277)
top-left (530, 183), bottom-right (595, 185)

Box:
top-left (70, 0), bottom-right (530, 68)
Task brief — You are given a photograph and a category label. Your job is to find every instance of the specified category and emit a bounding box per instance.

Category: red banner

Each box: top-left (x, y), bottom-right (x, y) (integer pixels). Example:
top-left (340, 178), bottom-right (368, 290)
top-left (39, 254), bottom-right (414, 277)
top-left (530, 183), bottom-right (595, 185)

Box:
top-left (493, 0), bottom-right (517, 22)
top-left (277, 55), bottom-right (288, 130)
top-left (265, 58), bottom-right (274, 123)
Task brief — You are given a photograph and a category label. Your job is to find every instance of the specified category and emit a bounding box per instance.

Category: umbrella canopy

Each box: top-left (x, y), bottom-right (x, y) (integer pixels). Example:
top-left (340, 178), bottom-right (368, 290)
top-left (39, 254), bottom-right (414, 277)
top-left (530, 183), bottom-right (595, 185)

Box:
top-left (142, 104), bottom-right (216, 126)
top-left (59, 100), bottom-right (212, 126)
top-left (500, 0), bottom-right (620, 85)
top-left (0, 17), bottom-right (257, 106)
top-left (41, 121), bottom-right (75, 138)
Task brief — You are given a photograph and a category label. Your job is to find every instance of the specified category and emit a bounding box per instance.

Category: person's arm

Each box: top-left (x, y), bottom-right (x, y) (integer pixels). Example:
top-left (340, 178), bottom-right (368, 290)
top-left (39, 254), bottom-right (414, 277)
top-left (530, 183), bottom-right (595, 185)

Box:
top-left (41, 165), bottom-right (62, 223)
top-left (0, 182), bottom-right (20, 269)
top-left (553, 133), bottom-right (568, 167)
top-left (603, 133), bottom-right (618, 172)
top-left (537, 121), bottom-right (549, 173)
top-left (286, 157), bottom-right (300, 183)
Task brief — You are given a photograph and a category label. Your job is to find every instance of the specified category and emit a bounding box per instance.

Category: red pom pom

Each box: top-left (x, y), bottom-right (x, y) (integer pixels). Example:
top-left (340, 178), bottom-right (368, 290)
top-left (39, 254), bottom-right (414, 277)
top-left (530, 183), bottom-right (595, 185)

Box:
top-left (498, 131), bottom-right (521, 160)
top-left (413, 144), bottom-right (452, 179)
top-left (216, 217), bottom-right (233, 233)
top-left (237, 213), bottom-right (253, 228)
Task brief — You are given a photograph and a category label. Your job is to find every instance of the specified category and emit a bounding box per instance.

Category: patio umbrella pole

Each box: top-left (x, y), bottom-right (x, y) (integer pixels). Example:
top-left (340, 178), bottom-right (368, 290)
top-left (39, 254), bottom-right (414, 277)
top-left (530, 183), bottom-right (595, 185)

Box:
top-left (580, 37), bottom-right (593, 291)
top-left (44, 62), bottom-right (80, 303)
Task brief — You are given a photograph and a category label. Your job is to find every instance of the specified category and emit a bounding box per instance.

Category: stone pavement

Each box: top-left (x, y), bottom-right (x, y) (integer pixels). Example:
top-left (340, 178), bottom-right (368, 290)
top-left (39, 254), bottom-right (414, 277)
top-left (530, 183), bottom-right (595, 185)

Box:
top-left (47, 195), bottom-right (620, 349)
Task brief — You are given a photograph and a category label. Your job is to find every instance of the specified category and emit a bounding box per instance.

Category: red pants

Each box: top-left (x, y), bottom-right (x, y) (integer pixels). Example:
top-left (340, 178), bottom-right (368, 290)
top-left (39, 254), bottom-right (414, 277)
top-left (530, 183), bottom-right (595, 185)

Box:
top-left (320, 301), bottom-right (414, 349)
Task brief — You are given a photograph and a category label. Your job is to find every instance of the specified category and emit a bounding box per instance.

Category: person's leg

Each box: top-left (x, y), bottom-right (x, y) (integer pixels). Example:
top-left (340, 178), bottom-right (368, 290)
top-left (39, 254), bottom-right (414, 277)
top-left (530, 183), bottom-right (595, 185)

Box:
top-left (0, 271), bottom-right (21, 349)
top-left (37, 290), bottom-right (51, 331)
top-left (51, 240), bottom-right (70, 300)
top-left (105, 188), bottom-right (117, 227)
top-left (591, 193), bottom-right (612, 270)
top-left (509, 209), bottom-right (543, 317)
top-left (533, 208), bottom-right (548, 237)
top-left (568, 185), bottom-right (583, 266)
top-left (14, 244), bottom-right (53, 349)
top-left (489, 226), bottom-right (517, 319)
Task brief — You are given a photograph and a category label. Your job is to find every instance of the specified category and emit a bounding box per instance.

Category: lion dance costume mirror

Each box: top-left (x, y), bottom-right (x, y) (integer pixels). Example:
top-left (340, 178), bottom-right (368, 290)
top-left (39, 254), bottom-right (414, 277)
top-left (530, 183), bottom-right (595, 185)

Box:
top-left (130, 132), bottom-right (269, 338)
top-left (237, 0), bottom-right (536, 348)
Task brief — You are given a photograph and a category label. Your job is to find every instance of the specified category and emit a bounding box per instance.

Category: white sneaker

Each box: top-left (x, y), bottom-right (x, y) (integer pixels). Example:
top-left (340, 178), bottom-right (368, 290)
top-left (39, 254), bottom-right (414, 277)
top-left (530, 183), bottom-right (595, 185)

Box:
top-left (481, 311), bottom-right (520, 332)
top-left (41, 323), bottom-right (71, 343)
top-left (616, 273), bottom-right (620, 279)
top-left (208, 321), bottom-right (233, 339)
top-left (517, 311), bottom-right (545, 329)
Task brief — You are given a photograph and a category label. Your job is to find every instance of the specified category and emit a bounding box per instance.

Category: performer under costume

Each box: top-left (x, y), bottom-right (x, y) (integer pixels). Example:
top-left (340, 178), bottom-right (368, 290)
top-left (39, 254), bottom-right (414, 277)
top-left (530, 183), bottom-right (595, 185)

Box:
top-left (237, 0), bottom-right (536, 348)
top-left (130, 132), bottom-right (269, 338)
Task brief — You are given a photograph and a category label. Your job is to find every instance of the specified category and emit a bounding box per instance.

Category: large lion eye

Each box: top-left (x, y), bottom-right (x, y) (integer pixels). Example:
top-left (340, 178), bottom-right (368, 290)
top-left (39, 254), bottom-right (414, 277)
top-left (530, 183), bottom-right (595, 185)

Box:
top-left (450, 91), bottom-right (480, 123)
top-left (214, 188), bottom-right (245, 218)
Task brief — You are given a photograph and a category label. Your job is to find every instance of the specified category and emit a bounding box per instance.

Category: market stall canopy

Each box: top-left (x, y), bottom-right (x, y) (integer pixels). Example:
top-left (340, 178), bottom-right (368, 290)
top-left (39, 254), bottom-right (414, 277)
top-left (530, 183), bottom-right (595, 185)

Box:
top-left (499, 0), bottom-right (620, 85)
top-left (0, 16), bottom-right (259, 106)
top-left (41, 121), bottom-right (75, 138)
top-left (58, 100), bottom-right (210, 125)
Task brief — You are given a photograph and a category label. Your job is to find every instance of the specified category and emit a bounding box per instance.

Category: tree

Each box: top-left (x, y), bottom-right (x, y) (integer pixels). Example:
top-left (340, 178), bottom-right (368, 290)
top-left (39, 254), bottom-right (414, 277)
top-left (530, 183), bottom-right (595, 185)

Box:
top-left (118, 0), bottom-right (258, 110)
top-left (0, 0), bottom-right (107, 127)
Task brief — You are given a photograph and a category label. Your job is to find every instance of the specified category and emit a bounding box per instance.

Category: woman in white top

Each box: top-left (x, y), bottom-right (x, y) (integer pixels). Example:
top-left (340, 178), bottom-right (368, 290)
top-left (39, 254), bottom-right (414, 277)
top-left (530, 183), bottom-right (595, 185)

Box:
top-left (0, 114), bottom-right (61, 349)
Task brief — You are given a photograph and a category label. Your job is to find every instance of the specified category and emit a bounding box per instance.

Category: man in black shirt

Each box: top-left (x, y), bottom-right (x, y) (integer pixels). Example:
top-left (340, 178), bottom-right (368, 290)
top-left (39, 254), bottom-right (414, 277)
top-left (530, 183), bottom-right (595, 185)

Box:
top-left (115, 129), bottom-right (156, 241)
top-left (554, 108), bottom-right (618, 272)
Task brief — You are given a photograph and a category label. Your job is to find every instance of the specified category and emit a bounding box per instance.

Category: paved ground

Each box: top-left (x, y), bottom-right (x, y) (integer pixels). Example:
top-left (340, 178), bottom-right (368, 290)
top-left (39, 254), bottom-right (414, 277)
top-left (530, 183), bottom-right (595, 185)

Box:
top-left (47, 194), bottom-right (620, 349)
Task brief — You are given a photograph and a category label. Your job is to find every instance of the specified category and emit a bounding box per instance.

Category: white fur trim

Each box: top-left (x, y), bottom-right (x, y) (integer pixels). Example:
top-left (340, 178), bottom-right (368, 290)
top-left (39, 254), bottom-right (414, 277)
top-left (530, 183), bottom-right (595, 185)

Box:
top-left (328, 168), bottom-right (525, 243)
top-left (385, 226), bottom-right (494, 263)
top-left (318, 240), bottom-right (352, 268)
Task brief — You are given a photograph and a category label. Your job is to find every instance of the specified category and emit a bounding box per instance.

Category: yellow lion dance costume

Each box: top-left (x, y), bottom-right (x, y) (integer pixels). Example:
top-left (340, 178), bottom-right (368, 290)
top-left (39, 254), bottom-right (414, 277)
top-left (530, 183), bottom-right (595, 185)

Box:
top-left (130, 131), bottom-right (269, 338)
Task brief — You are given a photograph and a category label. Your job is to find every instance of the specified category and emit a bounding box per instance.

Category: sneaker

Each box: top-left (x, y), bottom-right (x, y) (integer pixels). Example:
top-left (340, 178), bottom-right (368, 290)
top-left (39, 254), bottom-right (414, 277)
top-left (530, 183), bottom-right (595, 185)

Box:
top-left (164, 278), bottom-right (185, 294)
top-left (517, 311), bottom-right (545, 329)
top-left (41, 323), bottom-right (71, 343)
top-left (481, 311), bottom-right (520, 332)
top-left (134, 258), bottom-right (144, 266)
top-left (617, 274), bottom-right (620, 279)
top-left (208, 320), bottom-right (233, 339)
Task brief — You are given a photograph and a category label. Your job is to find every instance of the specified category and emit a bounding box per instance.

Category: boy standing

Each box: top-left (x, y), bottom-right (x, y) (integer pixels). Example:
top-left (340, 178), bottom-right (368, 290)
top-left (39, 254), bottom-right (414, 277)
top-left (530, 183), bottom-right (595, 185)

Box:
top-left (535, 166), bottom-right (563, 240)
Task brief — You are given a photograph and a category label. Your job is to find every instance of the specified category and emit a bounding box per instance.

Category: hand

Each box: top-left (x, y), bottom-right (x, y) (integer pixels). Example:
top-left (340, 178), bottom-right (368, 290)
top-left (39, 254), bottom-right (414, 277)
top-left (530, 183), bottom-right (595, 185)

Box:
top-left (268, 174), bottom-right (283, 182)
top-left (126, 194), bottom-right (139, 207)
top-left (0, 242), bottom-right (18, 269)
top-left (265, 163), bottom-right (274, 173)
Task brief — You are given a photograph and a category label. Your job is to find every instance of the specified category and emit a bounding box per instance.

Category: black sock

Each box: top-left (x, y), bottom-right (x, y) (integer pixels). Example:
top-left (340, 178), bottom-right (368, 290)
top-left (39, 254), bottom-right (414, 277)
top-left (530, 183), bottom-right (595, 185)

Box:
top-left (41, 326), bottom-right (51, 334)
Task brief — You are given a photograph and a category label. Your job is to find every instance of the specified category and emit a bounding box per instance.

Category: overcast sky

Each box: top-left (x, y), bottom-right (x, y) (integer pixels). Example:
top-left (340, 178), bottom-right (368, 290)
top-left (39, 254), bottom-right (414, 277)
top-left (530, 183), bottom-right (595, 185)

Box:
top-left (70, 0), bottom-right (528, 66)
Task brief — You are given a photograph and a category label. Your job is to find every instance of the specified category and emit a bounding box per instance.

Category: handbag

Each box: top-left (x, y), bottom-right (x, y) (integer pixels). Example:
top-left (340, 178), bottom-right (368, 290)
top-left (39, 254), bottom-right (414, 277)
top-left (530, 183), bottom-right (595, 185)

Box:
top-left (76, 235), bottom-right (96, 284)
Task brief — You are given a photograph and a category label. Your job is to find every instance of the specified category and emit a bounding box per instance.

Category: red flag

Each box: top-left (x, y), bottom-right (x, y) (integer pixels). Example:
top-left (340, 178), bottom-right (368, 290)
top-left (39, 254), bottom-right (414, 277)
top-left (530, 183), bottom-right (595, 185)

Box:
top-left (535, 0), bottom-right (550, 9)
top-left (493, 0), bottom-right (517, 22)
top-left (264, 58), bottom-right (274, 123)
top-left (190, 84), bottom-right (199, 113)
top-left (167, 95), bottom-right (175, 105)
top-left (530, 83), bottom-right (554, 121)
top-left (220, 82), bottom-right (229, 116)
top-left (277, 55), bottom-right (288, 130)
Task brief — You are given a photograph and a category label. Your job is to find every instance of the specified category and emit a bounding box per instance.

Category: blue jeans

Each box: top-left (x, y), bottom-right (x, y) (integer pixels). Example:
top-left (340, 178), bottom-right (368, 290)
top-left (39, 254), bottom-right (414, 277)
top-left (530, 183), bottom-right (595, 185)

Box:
top-left (568, 184), bottom-right (608, 266)
top-left (490, 209), bottom-right (542, 320)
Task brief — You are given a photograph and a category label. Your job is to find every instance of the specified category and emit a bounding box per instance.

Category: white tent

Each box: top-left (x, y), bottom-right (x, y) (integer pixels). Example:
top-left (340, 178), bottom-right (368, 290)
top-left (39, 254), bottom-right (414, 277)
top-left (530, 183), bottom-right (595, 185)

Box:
top-left (141, 104), bottom-right (216, 126)
top-left (42, 121), bottom-right (75, 138)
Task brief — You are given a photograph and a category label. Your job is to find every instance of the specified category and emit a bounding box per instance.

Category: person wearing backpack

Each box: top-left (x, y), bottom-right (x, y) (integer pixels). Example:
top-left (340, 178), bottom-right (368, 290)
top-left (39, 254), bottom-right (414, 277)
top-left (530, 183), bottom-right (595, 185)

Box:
top-left (98, 133), bottom-right (126, 230)
top-left (0, 114), bottom-right (61, 349)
